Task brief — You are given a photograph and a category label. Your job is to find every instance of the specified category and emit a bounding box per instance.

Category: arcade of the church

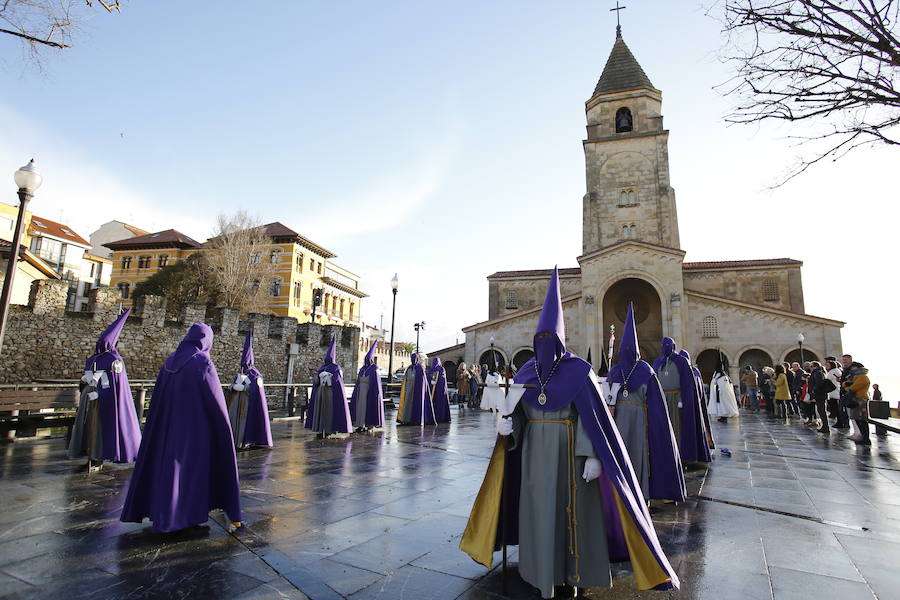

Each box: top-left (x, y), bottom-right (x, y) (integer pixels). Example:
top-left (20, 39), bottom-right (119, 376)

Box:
top-left (433, 31), bottom-right (844, 382)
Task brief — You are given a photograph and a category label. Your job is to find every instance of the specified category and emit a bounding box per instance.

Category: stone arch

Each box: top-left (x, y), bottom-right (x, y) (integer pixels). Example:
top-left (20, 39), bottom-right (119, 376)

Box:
top-left (784, 348), bottom-right (820, 365)
top-left (696, 348), bottom-right (727, 384)
top-left (512, 347), bottom-right (535, 370)
top-left (601, 277), bottom-right (662, 363)
top-left (594, 268), bottom-right (673, 341)
top-left (615, 106), bottom-right (633, 133)
top-left (738, 347), bottom-right (774, 374)
top-left (478, 348), bottom-right (507, 371)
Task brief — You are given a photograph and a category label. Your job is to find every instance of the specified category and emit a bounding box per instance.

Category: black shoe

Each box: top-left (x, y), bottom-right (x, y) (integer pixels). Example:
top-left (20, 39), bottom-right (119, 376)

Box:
top-left (855, 438), bottom-right (872, 446)
top-left (834, 423), bottom-right (851, 430)
top-left (817, 427), bottom-right (830, 434)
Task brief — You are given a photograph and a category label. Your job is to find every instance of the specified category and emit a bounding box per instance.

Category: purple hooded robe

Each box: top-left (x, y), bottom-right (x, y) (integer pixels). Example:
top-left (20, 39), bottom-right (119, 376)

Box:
top-left (461, 267), bottom-right (680, 593)
top-left (397, 353), bottom-right (433, 425)
top-left (67, 308), bottom-right (142, 463)
top-left (120, 323), bottom-right (242, 532)
top-left (428, 357), bottom-right (452, 424)
top-left (305, 335), bottom-right (352, 434)
top-left (652, 338), bottom-right (711, 463)
top-left (348, 341), bottom-right (384, 428)
top-left (226, 330), bottom-right (273, 448)
top-left (607, 304), bottom-right (686, 503)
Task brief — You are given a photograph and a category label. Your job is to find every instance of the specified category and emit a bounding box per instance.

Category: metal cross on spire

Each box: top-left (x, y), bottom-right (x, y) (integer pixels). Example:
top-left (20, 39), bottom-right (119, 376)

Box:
top-left (610, 1), bottom-right (626, 37)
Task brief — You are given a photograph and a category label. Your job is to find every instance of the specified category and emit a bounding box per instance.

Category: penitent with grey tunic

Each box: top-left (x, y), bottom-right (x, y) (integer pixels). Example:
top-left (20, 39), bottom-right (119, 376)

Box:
top-left (508, 399), bottom-right (611, 598)
top-left (400, 370), bottom-right (416, 423)
top-left (353, 378), bottom-right (370, 427)
top-left (611, 384), bottom-right (651, 500)
top-left (657, 359), bottom-right (682, 440)
top-left (310, 377), bottom-right (335, 433)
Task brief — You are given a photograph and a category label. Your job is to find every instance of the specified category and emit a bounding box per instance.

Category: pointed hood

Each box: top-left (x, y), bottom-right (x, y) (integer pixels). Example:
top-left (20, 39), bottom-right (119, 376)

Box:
top-left (534, 266), bottom-right (566, 374)
top-left (96, 308), bottom-right (131, 354)
top-left (364, 340), bottom-right (377, 367)
top-left (661, 337), bottom-right (677, 358)
top-left (430, 356), bottom-right (442, 372)
top-left (598, 347), bottom-right (610, 377)
top-left (410, 353), bottom-right (420, 366)
top-left (324, 334), bottom-right (336, 365)
top-left (586, 347), bottom-right (593, 366)
top-left (164, 323), bottom-right (214, 373)
top-left (241, 329), bottom-right (255, 370)
top-left (617, 302), bottom-right (640, 372)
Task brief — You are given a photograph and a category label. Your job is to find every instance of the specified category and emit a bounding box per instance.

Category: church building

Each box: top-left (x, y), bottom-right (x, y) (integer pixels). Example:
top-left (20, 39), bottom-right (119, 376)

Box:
top-left (435, 30), bottom-right (844, 382)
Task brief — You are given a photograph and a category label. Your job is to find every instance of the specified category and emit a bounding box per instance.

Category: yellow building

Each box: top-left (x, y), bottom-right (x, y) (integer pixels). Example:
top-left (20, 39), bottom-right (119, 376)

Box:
top-left (105, 229), bottom-right (203, 306)
top-left (105, 222), bottom-right (367, 323)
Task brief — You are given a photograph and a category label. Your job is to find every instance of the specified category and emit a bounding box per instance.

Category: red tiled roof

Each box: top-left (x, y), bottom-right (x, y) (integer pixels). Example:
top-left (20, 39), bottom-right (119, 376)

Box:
top-left (683, 258), bottom-right (801, 270)
top-left (28, 215), bottom-right (90, 246)
top-left (104, 229), bottom-right (202, 250)
top-left (488, 267), bottom-right (582, 279)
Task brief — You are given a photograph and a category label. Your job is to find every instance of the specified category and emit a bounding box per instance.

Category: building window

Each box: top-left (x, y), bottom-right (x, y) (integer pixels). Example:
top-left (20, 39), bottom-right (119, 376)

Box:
top-left (763, 279), bottom-right (780, 302)
top-left (702, 316), bottom-right (719, 338)
top-left (251, 279), bottom-right (261, 292)
top-left (270, 249), bottom-right (281, 264)
top-left (506, 290), bottom-right (519, 310)
top-left (618, 188), bottom-right (637, 207)
top-left (117, 282), bottom-right (131, 300)
top-left (158, 254), bottom-right (169, 268)
top-left (340, 298), bottom-right (345, 316)
top-left (294, 282), bottom-right (302, 306)
top-left (615, 107), bottom-right (633, 133)
top-left (248, 252), bottom-right (262, 266)
top-left (121, 256), bottom-right (132, 270)
top-left (271, 279), bottom-right (281, 297)
top-left (349, 302), bottom-right (355, 321)
top-left (629, 224), bottom-right (637, 239)
top-left (309, 258), bottom-right (315, 271)
top-left (137, 255), bottom-right (151, 269)
top-left (317, 262), bottom-right (323, 274)
top-left (296, 253), bottom-right (304, 271)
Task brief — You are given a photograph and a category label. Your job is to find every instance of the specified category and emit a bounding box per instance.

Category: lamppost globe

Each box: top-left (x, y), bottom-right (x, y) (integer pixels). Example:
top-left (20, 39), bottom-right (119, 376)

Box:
top-left (797, 332), bottom-right (805, 344)
top-left (14, 159), bottom-right (42, 193)
top-left (391, 273), bottom-right (399, 292)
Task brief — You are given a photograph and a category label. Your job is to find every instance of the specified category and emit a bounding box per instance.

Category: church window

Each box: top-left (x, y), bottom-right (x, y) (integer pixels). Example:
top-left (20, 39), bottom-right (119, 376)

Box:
top-left (506, 290), bottom-right (519, 310)
top-left (618, 188), bottom-right (637, 207)
top-left (615, 107), bottom-right (633, 133)
top-left (629, 224), bottom-right (637, 239)
top-left (117, 281), bottom-right (130, 300)
top-left (702, 316), bottom-right (719, 338)
top-left (621, 224), bottom-right (629, 240)
top-left (763, 279), bottom-right (780, 302)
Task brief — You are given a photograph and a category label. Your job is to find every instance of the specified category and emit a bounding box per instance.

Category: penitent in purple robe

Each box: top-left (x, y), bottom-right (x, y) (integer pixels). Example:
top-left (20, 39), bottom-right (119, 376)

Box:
top-left (428, 357), bottom-right (452, 423)
top-left (306, 335), bottom-right (352, 434)
top-left (67, 308), bottom-right (142, 463)
top-left (348, 341), bottom-right (384, 429)
top-left (120, 323), bottom-right (242, 532)
top-left (226, 330), bottom-right (273, 448)
top-left (397, 353), bottom-right (433, 425)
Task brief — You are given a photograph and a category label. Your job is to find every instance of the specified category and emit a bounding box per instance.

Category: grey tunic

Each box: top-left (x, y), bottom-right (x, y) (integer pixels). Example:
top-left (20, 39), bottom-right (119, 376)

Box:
top-left (226, 389), bottom-right (249, 447)
top-left (309, 378), bottom-right (335, 434)
top-left (510, 399), bottom-right (611, 598)
top-left (67, 384), bottom-right (103, 460)
top-left (657, 359), bottom-right (682, 441)
top-left (399, 369), bottom-right (416, 423)
top-left (612, 384), bottom-right (650, 499)
top-left (353, 378), bottom-right (370, 427)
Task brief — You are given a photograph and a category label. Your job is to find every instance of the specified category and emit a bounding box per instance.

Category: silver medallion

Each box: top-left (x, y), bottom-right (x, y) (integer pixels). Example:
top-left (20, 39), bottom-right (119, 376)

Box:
top-left (537, 392), bottom-right (548, 405)
top-left (622, 389), bottom-right (629, 398)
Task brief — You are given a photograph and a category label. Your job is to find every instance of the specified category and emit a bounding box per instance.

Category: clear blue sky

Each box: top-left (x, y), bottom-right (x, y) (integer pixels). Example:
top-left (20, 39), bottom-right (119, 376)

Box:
top-left (1, 2), bottom-right (895, 391)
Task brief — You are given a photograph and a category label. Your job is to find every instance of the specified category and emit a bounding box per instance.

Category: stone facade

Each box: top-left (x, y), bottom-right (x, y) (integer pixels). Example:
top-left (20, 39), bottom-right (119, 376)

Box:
top-left (0, 280), bottom-right (359, 387)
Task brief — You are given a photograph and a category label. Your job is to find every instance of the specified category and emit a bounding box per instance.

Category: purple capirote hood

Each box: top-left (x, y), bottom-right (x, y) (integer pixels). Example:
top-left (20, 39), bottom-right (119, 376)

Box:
top-left (617, 302), bottom-right (640, 372)
top-left (165, 323), bottom-right (214, 373)
top-left (241, 329), bottom-right (255, 370)
top-left (429, 357), bottom-right (443, 372)
top-left (410, 353), bottom-right (420, 366)
top-left (534, 266), bottom-right (565, 374)
top-left (661, 337), bottom-right (677, 358)
top-left (324, 334), bottom-right (336, 365)
top-left (364, 340), bottom-right (377, 367)
top-left (95, 308), bottom-right (131, 354)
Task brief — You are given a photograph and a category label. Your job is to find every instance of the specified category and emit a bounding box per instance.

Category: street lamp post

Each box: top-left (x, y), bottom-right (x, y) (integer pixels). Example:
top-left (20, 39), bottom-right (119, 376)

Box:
top-left (414, 321), bottom-right (426, 354)
top-left (0, 160), bottom-right (42, 355)
top-left (797, 332), bottom-right (805, 365)
top-left (387, 274), bottom-right (399, 384)
top-left (490, 335), bottom-right (497, 372)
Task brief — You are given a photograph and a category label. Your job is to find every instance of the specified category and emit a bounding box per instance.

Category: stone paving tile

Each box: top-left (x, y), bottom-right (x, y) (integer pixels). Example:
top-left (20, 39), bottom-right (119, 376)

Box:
top-left (768, 566), bottom-right (875, 600)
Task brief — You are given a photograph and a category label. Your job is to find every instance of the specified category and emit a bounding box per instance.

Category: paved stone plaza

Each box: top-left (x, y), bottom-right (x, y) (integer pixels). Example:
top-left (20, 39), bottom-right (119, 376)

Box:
top-left (2, 407), bottom-right (899, 599)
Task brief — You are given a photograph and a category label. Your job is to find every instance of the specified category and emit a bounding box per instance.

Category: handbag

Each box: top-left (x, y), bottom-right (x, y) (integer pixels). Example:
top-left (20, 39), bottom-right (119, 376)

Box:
top-left (840, 391), bottom-right (858, 409)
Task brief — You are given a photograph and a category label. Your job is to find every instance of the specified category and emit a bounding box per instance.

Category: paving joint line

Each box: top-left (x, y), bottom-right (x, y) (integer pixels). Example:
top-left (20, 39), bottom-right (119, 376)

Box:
top-left (695, 494), bottom-right (868, 532)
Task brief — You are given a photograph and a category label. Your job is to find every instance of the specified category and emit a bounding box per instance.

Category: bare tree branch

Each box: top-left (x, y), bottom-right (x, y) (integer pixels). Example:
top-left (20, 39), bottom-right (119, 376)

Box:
top-left (711, 0), bottom-right (900, 184)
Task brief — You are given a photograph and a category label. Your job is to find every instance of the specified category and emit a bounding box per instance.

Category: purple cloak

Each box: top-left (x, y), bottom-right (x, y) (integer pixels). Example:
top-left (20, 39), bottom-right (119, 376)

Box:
top-left (305, 335), bottom-right (352, 434)
top-left (120, 323), bottom-right (242, 532)
top-left (653, 340), bottom-right (711, 463)
top-left (68, 308), bottom-right (142, 463)
top-left (236, 330), bottom-right (273, 447)
top-left (399, 353), bottom-right (434, 425)
top-left (348, 341), bottom-right (384, 428)
top-left (428, 357), bottom-right (452, 424)
top-left (608, 304), bottom-right (686, 503)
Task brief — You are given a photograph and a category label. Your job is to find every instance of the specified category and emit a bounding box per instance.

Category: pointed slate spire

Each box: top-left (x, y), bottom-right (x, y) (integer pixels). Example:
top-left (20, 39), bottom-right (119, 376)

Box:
top-left (96, 308), bottom-right (131, 354)
top-left (324, 334), bottom-right (336, 365)
top-left (241, 329), bottom-right (255, 370)
top-left (592, 33), bottom-right (655, 97)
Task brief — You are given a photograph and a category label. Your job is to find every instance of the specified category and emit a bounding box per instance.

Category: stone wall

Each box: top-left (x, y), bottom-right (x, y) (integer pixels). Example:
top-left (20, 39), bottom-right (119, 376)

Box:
top-left (683, 265), bottom-right (805, 314)
top-left (0, 280), bottom-right (359, 386)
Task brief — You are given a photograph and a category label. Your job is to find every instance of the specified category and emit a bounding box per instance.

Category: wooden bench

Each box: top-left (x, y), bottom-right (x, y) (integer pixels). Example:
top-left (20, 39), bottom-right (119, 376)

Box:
top-left (0, 389), bottom-right (79, 438)
top-left (868, 417), bottom-right (900, 437)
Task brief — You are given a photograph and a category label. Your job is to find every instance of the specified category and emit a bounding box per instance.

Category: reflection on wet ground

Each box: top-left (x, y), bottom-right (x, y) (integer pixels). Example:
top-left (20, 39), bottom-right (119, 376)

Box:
top-left (1, 406), bottom-right (899, 599)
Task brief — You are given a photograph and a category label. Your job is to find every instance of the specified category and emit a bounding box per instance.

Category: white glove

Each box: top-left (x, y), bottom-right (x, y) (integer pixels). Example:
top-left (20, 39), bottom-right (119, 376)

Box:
top-left (81, 371), bottom-right (93, 384)
top-left (497, 417), bottom-right (513, 436)
top-left (583, 457), bottom-right (601, 482)
top-left (86, 391), bottom-right (99, 402)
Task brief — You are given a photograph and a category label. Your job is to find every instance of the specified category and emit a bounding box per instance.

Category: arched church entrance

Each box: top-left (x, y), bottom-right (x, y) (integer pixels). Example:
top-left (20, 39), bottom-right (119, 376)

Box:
top-left (739, 349), bottom-right (774, 374)
top-left (479, 350), bottom-right (506, 371)
top-left (602, 278), bottom-right (662, 363)
top-left (784, 349), bottom-right (820, 365)
top-left (513, 349), bottom-right (534, 371)
top-left (696, 349), bottom-right (725, 384)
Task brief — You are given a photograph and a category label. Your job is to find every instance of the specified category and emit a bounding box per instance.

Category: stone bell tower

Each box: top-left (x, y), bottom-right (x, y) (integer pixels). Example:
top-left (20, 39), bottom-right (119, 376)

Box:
top-left (581, 29), bottom-right (681, 255)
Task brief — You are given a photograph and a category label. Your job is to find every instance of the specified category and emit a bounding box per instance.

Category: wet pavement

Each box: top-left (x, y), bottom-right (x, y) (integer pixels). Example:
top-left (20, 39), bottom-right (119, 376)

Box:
top-left (2, 406), bottom-right (899, 599)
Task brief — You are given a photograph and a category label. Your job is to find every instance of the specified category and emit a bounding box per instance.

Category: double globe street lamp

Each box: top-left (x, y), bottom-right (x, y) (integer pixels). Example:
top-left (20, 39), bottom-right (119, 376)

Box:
top-left (0, 160), bottom-right (43, 354)
top-left (386, 274), bottom-right (399, 388)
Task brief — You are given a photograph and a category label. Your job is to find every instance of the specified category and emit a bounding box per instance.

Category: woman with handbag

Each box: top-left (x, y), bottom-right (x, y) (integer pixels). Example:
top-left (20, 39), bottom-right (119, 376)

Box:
top-left (842, 362), bottom-right (871, 445)
top-left (773, 365), bottom-right (791, 419)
